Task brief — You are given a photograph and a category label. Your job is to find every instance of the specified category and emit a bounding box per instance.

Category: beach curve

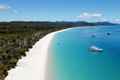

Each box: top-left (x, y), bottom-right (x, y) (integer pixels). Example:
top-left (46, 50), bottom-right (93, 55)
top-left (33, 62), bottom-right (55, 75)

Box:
top-left (5, 28), bottom-right (72, 80)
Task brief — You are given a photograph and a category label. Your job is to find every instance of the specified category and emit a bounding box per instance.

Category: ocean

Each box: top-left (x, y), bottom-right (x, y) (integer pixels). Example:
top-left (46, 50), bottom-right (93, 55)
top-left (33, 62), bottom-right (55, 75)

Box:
top-left (49, 25), bottom-right (120, 80)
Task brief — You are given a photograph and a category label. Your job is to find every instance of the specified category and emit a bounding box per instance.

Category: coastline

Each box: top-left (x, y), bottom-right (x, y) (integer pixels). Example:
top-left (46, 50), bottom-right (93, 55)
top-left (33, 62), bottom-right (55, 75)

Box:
top-left (5, 28), bottom-right (72, 80)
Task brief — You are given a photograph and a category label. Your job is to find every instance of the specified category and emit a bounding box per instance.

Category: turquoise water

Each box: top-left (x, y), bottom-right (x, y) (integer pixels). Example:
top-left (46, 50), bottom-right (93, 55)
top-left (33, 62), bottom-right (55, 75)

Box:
top-left (50, 25), bottom-right (120, 80)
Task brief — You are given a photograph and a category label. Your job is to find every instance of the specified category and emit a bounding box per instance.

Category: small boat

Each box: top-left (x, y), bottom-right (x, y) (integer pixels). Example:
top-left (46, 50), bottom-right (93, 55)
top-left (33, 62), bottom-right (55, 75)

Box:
top-left (91, 34), bottom-right (96, 38)
top-left (89, 45), bottom-right (103, 52)
top-left (106, 32), bottom-right (111, 36)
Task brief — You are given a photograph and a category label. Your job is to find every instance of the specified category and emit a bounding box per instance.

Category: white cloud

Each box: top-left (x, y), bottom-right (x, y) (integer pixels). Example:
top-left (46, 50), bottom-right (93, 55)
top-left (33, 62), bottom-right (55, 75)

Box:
top-left (114, 19), bottom-right (120, 22)
top-left (78, 12), bottom-right (103, 19)
top-left (0, 4), bottom-right (10, 11)
top-left (0, 4), bottom-right (19, 14)
top-left (111, 19), bottom-right (120, 23)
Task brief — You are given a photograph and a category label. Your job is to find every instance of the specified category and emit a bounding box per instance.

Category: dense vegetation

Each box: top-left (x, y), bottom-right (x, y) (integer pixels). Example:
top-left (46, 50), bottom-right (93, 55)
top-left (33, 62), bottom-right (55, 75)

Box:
top-left (0, 21), bottom-right (117, 80)
top-left (0, 22), bottom-right (67, 80)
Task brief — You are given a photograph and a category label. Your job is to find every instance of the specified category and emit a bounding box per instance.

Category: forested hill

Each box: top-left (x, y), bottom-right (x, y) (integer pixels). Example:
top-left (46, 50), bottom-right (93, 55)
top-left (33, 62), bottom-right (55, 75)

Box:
top-left (0, 21), bottom-right (118, 28)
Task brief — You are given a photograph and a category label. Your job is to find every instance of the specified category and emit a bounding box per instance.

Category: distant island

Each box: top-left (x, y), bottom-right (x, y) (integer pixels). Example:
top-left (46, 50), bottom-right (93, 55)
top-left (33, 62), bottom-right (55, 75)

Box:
top-left (0, 21), bottom-right (118, 80)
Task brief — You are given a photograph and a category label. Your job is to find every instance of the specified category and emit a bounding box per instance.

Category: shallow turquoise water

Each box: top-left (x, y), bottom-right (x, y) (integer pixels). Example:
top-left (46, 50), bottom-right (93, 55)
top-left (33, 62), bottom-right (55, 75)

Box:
top-left (50, 25), bottom-right (120, 80)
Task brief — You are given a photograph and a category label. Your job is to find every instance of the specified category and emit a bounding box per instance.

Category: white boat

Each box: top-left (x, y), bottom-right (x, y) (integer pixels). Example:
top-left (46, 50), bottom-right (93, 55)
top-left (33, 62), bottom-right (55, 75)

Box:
top-left (90, 45), bottom-right (103, 52)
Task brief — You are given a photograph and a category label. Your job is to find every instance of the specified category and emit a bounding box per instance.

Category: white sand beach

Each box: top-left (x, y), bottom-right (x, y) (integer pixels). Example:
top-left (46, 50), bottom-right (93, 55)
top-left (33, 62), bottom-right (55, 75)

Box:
top-left (5, 28), bottom-right (72, 80)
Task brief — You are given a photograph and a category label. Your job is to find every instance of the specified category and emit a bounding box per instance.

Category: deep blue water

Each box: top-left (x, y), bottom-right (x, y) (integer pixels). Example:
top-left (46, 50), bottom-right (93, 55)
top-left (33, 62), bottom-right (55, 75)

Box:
top-left (50, 25), bottom-right (120, 80)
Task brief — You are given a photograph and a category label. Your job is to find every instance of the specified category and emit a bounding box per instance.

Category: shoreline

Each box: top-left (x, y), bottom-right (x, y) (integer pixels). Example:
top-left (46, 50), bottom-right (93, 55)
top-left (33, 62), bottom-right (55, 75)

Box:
top-left (5, 28), bottom-right (72, 80)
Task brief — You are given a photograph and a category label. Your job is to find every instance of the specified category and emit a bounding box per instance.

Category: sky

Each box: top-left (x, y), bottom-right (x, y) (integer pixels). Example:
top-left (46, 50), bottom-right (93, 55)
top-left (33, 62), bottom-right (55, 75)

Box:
top-left (0, 0), bottom-right (120, 22)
